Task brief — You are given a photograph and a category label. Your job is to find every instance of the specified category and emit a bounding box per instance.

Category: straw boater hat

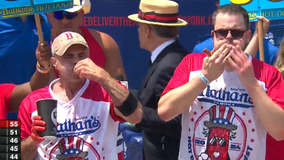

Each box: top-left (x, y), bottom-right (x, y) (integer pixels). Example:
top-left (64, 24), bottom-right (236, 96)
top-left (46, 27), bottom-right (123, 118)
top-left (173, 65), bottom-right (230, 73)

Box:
top-left (128, 0), bottom-right (187, 26)
top-left (64, 0), bottom-right (91, 15)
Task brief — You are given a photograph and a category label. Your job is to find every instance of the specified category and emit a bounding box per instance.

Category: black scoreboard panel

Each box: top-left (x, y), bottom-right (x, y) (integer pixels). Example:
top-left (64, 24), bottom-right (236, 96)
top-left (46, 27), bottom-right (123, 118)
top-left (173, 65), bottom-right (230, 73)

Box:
top-left (0, 120), bottom-right (20, 160)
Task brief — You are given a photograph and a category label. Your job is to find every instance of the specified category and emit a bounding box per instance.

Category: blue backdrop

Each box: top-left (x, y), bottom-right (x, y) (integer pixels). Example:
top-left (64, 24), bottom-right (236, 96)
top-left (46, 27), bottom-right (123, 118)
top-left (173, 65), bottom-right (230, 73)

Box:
top-left (81, 0), bottom-right (217, 90)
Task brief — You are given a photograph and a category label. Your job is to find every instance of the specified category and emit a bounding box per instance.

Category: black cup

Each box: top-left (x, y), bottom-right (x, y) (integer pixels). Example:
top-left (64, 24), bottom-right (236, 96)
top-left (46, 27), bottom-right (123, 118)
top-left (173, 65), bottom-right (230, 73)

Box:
top-left (36, 99), bottom-right (57, 140)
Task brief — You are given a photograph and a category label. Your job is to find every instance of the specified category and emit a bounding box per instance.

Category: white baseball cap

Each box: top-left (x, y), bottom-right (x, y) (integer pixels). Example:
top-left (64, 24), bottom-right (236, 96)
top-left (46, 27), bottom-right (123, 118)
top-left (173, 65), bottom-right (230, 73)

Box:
top-left (64, 0), bottom-right (91, 15)
top-left (52, 31), bottom-right (89, 56)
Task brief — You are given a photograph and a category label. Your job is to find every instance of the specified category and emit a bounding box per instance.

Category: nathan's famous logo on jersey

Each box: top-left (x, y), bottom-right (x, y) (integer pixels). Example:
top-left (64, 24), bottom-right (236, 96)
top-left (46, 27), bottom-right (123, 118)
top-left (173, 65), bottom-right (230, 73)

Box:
top-left (198, 86), bottom-right (253, 108)
top-left (188, 105), bottom-right (254, 160)
top-left (56, 116), bottom-right (101, 137)
top-left (49, 136), bottom-right (101, 160)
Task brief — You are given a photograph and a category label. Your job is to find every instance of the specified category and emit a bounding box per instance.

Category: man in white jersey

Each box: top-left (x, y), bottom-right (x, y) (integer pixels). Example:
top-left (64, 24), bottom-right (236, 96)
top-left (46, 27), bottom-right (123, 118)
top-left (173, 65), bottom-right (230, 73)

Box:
top-left (18, 31), bottom-right (143, 160)
top-left (157, 4), bottom-right (284, 160)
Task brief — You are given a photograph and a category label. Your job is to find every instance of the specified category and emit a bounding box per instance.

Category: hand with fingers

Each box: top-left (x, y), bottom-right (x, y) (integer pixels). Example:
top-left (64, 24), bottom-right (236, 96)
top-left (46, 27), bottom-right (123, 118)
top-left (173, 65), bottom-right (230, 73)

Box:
top-left (36, 41), bottom-right (51, 69)
top-left (255, 16), bottom-right (270, 37)
top-left (201, 44), bottom-right (232, 82)
top-left (73, 58), bottom-right (110, 83)
top-left (226, 45), bottom-right (258, 88)
top-left (31, 115), bottom-right (46, 145)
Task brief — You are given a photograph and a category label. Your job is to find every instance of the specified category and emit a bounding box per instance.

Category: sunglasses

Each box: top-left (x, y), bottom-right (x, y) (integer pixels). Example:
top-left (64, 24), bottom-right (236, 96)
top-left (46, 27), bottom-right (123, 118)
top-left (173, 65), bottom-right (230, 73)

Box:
top-left (213, 29), bottom-right (246, 40)
top-left (53, 11), bottom-right (79, 20)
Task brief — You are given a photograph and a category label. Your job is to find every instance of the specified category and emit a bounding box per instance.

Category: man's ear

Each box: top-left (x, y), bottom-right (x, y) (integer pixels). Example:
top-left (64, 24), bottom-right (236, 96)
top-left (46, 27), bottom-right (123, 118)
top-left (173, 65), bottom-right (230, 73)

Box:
top-left (146, 24), bottom-right (152, 38)
top-left (246, 29), bottom-right (252, 41)
top-left (51, 57), bottom-right (57, 68)
top-left (211, 30), bottom-right (214, 38)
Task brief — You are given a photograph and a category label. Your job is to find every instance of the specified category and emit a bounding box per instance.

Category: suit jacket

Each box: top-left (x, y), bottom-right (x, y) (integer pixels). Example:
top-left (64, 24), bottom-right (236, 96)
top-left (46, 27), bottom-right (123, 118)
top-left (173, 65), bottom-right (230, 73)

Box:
top-left (137, 40), bottom-right (189, 160)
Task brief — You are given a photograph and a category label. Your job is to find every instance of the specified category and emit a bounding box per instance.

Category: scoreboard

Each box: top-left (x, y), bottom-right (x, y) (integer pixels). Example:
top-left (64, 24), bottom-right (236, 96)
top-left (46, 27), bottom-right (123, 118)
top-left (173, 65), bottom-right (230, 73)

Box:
top-left (0, 120), bottom-right (20, 160)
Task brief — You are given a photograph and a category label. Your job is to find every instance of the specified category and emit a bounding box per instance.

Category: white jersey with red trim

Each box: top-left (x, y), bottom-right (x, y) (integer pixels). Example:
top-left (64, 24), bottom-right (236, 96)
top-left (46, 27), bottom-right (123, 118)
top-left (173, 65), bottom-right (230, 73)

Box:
top-left (162, 53), bottom-right (284, 160)
top-left (19, 79), bottom-right (124, 160)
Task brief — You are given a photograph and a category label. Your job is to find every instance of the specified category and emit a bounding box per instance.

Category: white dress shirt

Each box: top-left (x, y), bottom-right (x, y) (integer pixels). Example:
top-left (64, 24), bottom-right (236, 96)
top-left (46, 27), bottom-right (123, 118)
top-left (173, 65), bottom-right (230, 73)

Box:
top-left (151, 39), bottom-right (176, 63)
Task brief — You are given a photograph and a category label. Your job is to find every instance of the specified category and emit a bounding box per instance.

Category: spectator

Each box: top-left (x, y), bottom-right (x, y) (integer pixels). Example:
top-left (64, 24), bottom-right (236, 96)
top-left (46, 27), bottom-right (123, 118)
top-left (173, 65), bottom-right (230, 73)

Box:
top-left (0, 15), bottom-right (52, 119)
top-left (0, 15), bottom-right (51, 84)
top-left (47, 0), bottom-right (126, 79)
top-left (0, 41), bottom-right (52, 119)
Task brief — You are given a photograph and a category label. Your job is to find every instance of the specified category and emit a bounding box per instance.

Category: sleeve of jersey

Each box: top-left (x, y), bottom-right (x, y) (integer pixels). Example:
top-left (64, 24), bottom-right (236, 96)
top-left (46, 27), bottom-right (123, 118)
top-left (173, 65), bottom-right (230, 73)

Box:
top-left (161, 55), bottom-right (191, 97)
top-left (0, 84), bottom-right (17, 113)
top-left (266, 69), bottom-right (284, 109)
top-left (18, 97), bottom-right (34, 139)
top-left (109, 80), bottom-right (127, 122)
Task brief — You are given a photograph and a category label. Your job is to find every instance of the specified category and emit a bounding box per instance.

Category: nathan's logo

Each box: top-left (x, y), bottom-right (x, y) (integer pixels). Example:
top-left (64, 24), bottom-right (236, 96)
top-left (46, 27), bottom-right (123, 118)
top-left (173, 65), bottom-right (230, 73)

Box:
top-left (0, 7), bottom-right (34, 17)
top-left (198, 86), bottom-right (253, 108)
top-left (0, 1), bottom-right (73, 18)
top-left (230, 0), bottom-right (283, 5)
top-left (56, 116), bottom-right (101, 137)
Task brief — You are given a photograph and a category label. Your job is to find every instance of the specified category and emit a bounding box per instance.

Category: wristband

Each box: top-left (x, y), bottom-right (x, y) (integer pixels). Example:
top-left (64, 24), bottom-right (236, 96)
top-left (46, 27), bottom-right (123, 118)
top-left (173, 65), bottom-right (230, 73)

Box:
top-left (199, 72), bottom-right (210, 85)
top-left (116, 92), bottom-right (138, 117)
top-left (37, 61), bottom-right (51, 74)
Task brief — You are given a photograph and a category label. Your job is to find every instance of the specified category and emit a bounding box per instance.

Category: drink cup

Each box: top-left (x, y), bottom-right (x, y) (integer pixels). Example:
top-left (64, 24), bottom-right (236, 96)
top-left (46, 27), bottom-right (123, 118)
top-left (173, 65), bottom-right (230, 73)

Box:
top-left (36, 99), bottom-right (57, 140)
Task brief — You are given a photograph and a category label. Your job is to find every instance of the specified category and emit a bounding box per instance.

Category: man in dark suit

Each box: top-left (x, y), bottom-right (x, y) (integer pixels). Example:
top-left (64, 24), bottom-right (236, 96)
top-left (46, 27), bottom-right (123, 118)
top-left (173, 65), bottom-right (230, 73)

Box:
top-left (128, 0), bottom-right (189, 159)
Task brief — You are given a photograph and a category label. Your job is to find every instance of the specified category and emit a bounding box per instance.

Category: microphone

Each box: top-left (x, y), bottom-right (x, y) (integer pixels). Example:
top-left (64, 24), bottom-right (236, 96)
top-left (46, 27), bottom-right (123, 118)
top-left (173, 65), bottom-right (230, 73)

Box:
top-left (115, 74), bottom-right (128, 89)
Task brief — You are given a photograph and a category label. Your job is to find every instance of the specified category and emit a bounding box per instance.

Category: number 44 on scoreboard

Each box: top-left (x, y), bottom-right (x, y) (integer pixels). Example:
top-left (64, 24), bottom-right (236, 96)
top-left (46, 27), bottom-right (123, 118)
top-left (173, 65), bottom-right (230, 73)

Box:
top-left (10, 154), bottom-right (18, 160)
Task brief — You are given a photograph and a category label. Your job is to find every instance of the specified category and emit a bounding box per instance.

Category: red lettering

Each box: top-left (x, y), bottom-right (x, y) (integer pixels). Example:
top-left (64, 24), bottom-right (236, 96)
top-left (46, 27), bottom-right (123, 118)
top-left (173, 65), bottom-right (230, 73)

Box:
top-left (128, 19), bottom-right (134, 26)
top-left (80, 16), bottom-right (219, 26)
top-left (88, 17), bottom-right (93, 26)
top-left (109, 17), bottom-right (113, 26)
top-left (196, 16), bottom-right (200, 25)
top-left (97, 17), bottom-right (102, 26)
top-left (114, 17), bottom-right (118, 26)
top-left (179, 16), bottom-right (212, 26)
top-left (190, 16), bottom-right (195, 25)
top-left (200, 16), bottom-right (206, 25)
top-left (102, 17), bottom-right (107, 26)
top-left (65, 33), bottom-right (73, 40)
top-left (93, 17), bottom-right (98, 26)
top-left (119, 17), bottom-right (124, 26)
top-left (123, 17), bottom-right (128, 26)
top-left (83, 17), bottom-right (88, 26)
top-left (208, 15), bottom-right (212, 25)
